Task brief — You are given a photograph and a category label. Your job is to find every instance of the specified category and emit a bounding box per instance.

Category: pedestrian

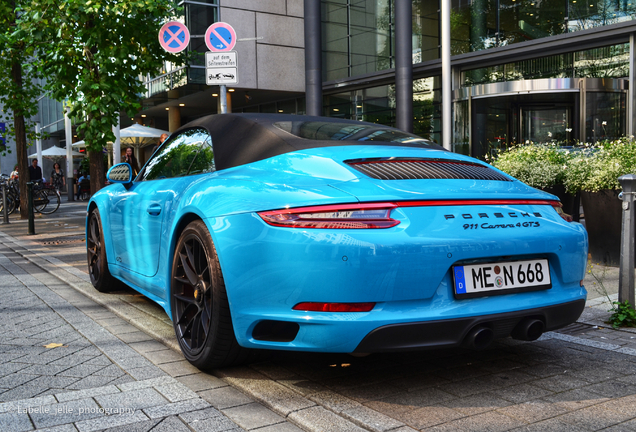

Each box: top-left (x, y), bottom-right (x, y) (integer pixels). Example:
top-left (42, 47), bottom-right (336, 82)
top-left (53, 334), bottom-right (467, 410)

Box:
top-left (50, 162), bottom-right (66, 192)
top-left (153, 133), bottom-right (169, 154)
top-left (28, 158), bottom-right (42, 182)
top-left (76, 172), bottom-right (90, 200)
top-left (124, 146), bottom-right (140, 176)
top-left (10, 165), bottom-right (18, 180)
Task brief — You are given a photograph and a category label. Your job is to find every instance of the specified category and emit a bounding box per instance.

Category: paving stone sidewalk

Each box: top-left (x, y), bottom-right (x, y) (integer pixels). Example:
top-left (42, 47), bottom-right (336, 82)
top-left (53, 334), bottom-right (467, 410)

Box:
top-left (0, 242), bottom-right (297, 432)
top-left (4, 206), bottom-right (636, 432)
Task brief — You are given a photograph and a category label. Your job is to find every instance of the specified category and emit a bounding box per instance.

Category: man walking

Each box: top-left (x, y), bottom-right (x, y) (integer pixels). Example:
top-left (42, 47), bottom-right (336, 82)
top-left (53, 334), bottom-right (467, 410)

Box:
top-left (28, 158), bottom-right (42, 182)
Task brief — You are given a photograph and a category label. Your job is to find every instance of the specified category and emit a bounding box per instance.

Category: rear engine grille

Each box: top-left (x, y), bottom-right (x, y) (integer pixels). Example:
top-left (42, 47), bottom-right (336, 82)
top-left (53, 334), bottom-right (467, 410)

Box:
top-left (346, 158), bottom-right (511, 181)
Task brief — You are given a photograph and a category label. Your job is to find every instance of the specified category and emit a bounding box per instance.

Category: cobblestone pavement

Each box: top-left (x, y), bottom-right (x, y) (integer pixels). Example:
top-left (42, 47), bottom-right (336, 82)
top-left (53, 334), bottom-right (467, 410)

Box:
top-left (1, 201), bottom-right (636, 431)
top-left (0, 208), bottom-right (301, 431)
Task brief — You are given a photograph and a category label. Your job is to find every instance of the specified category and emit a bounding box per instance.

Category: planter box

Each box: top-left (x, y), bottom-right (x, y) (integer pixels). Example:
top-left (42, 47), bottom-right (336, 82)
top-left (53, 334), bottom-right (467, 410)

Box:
top-left (541, 184), bottom-right (581, 222)
top-left (581, 189), bottom-right (622, 266)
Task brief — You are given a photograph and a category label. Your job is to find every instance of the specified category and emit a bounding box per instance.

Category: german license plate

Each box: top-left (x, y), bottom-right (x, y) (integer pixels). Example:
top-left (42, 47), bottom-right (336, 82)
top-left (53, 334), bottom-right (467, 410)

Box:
top-left (453, 259), bottom-right (551, 298)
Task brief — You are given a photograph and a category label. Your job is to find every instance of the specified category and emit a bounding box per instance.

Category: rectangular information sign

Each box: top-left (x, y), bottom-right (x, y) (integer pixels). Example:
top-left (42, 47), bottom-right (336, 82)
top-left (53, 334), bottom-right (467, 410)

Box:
top-left (206, 51), bottom-right (238, 85)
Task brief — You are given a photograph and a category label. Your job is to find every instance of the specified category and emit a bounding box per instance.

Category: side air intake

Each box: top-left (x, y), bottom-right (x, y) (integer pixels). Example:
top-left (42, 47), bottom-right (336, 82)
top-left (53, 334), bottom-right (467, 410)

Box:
top-left (345, 158), bottom-right (512, 181)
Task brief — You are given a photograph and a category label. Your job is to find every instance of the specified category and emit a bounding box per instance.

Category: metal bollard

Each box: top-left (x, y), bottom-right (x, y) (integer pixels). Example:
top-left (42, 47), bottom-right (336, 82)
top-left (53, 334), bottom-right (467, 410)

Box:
top-left (618, 174), bottom-right (636, 307)
top-left (2, 183), bottom-right (8, 224)
top-left (26, 182), bottom-right (35, 235)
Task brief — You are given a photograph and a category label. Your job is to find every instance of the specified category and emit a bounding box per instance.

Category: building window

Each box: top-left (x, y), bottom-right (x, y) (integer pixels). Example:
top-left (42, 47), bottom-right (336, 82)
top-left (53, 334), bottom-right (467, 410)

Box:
top-left (323, 0), bottom-right (395, 81)
top-left (185, 1), bottom-right (219, 80)
top-left (323, 77), bottom-right (441, 143)
top-left (463, 43), bottom-right (629, 86)
top-left (450, 0), bottom-right (635, 55)
top-left (412, 1), bottom-right (440, 63)
top-left (569, 0), bottom-right (636, 31)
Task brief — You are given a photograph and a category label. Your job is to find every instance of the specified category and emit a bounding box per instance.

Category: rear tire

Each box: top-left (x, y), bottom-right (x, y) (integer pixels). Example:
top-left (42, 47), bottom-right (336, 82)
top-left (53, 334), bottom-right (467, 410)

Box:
top-left (0, 195), bottom-right (15, 215)
top-left (87, 208), bottom-right (124, 293)
top-left (171, 220), bottom-right (251, 369)
top-left (38, 189), bottom-right (60, 214)
top-left (33, 189), bottom-right (49, 213)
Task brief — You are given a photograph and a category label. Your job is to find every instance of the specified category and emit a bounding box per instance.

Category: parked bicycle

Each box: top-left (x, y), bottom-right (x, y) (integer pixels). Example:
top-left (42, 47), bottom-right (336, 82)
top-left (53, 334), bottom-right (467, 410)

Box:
top-left (0, 174), bottom-right (18, 215)
top-left (33, 179), bottom-right (61, 214)
top-left (0, 175), bottom-right (60, 215)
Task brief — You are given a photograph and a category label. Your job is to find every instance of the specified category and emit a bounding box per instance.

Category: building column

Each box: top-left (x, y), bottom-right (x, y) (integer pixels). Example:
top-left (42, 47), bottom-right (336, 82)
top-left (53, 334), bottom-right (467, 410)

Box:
top-left (451, 66), bottom-right (462, 152)
top-left (441, 0), bottom-right (452, 151)
top-left (35, 122), bottom-right (42, 170)
top-left (64, 106), bottom-right (74, 201)
top-left (629, 33), bottom-right (635, 138)
top-left (304, 0), bottom-right (322, 116)
top-left (579, 79), bottom-right (587, 144)
top-left (395, 0), bottom-right (413, 133)
top-left (168, 106), bottom-right (181, 132)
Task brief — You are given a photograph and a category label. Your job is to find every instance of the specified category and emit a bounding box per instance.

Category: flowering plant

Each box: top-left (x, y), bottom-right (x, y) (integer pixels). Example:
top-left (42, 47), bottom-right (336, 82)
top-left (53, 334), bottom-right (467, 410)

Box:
top-left (492, 138), bottom-right (636, 193)
top-left (563, 138), bottom-right (636, 193)
top-left (491, 143), bottom-right (570, 189)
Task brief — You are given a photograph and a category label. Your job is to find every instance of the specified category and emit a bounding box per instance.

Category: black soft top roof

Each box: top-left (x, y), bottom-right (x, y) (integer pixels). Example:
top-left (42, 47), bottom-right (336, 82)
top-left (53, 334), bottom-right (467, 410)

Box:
top-left (174, 113), bottom-right (444, 171)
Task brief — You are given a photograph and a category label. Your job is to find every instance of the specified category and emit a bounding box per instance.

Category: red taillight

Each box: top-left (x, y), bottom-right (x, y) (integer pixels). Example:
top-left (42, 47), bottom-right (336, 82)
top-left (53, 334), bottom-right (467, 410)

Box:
top-left (258, 203), bottom-right (400, 229)
top-left (550, 201), bottom-right (573, 222)
top-left (292, 302), bottom-right (376, 312)
top-left (259, 199), bottom-right (567, 229)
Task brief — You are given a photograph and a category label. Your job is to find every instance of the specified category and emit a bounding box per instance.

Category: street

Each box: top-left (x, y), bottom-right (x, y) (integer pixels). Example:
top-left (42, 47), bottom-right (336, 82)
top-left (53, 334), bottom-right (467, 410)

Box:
top-left (1, 200), bottom-right (636, 432)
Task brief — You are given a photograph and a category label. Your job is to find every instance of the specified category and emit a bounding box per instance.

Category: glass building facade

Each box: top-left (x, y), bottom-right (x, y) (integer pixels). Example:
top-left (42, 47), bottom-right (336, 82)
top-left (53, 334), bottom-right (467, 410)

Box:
top-left (184, 0), bottom-right (218, 84)
top-left (320, 0), bottom-right (636, 158)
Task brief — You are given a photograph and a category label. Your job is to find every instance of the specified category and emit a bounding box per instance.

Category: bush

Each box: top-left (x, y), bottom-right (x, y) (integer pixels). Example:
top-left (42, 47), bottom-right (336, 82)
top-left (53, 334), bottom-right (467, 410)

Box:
top-left (491, 143), bottom-right (570, 189)
top-left (492, 138), bottom-right (636, 193)
top-left (563, 138), bottom-right (636, 193)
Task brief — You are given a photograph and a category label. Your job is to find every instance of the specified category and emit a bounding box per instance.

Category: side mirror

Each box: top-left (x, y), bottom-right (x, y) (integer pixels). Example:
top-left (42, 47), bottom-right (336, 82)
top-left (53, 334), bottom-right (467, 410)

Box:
top-left (107, 163), bottom-right (133, 184)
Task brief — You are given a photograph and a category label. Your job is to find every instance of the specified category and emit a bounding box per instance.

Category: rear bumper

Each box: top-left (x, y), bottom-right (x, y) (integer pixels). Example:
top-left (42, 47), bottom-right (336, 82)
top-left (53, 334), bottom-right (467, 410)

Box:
top-left (354, 299), bottom-right (585, 353)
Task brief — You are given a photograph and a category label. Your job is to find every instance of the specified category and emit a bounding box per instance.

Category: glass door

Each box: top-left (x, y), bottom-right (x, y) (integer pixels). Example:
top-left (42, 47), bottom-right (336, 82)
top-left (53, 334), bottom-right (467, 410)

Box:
top-left (521, 107), bottom-right (572, 144)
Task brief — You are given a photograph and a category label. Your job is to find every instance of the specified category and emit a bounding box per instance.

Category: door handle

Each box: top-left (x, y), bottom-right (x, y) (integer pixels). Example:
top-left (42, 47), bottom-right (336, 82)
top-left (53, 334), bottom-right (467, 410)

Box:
top-left (147, 204), bottom-right (162, 216)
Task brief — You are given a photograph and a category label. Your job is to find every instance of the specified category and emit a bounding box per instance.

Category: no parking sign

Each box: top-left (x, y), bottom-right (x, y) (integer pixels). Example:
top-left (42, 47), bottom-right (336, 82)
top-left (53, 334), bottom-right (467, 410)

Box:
top-left (205, 22), bottom-right (237, 52)
top-left (159, 21), bottom-right (190, 53)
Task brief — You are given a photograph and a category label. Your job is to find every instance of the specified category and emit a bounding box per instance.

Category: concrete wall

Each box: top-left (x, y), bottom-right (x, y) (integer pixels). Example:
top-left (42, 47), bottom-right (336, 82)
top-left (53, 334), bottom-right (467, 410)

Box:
top-left (219, 0), bottom-right (305, 92)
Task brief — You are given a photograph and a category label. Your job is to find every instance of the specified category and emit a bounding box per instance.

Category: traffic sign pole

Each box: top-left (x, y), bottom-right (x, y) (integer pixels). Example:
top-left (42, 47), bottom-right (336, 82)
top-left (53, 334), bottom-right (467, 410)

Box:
top-left (220, 85), bottom-right (228, 114)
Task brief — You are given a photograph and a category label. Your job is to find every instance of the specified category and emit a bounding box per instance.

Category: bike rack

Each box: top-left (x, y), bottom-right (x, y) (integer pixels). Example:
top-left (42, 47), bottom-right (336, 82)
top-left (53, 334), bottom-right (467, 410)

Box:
top-left (1, 182), bottom-right (8, 224)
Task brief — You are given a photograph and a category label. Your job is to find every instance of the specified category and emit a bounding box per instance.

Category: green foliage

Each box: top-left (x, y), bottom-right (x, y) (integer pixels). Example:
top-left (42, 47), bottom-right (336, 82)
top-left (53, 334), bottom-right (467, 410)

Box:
top-left (608, 301), bottom-right (636, 329)
top-left (28, 0), bottom-right (182, 155)
top-left (79, 157), bottom-right (90, 175)
top-left (563, 138), bottom-right (636, 193)
top-left (0, 1), bottom-right (43, 152)
top-left (492, 138), bottom-right (636, 193)
top-left (490, 143), bottom-right (571, 189)
top-left (588, 261), bottom-right (636, 329)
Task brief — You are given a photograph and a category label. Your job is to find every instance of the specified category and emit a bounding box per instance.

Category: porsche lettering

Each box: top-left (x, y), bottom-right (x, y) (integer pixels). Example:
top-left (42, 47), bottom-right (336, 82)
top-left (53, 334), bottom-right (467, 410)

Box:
top-left (445, 212), bottom-right (543, 220)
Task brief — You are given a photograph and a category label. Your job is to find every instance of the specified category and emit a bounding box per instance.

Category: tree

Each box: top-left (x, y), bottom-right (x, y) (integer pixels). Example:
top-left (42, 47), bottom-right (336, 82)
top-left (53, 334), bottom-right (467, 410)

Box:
top-left (0, 1), bottom-right (43, 219)
top-left (32, 0), bottom-right (181, 193)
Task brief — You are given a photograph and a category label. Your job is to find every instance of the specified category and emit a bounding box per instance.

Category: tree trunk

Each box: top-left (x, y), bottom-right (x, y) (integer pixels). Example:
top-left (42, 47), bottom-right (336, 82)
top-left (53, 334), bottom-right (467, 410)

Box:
top-left (88, 149), bottom-right (105, 194)
top-left (11, 61), bottom-right (29, 220)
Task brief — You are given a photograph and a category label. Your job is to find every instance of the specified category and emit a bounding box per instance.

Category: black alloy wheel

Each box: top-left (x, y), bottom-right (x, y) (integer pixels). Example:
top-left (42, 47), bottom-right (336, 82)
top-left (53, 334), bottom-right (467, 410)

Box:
top-left (87, 208), bottom-right (122, 292)
top-left (171, 220), bottom-right (249, 369)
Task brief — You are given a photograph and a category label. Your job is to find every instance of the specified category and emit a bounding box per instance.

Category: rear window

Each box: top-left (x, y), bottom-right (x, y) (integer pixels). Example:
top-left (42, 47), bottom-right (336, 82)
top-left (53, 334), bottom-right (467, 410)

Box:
top-left (273, 121), bottom-right (440, 147)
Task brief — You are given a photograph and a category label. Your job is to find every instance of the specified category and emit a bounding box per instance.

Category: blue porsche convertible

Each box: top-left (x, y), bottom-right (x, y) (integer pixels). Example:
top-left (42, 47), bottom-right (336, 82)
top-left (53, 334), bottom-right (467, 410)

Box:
top-left (87, 114), bottom-right (588, 369)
